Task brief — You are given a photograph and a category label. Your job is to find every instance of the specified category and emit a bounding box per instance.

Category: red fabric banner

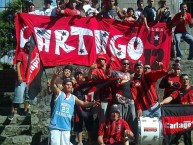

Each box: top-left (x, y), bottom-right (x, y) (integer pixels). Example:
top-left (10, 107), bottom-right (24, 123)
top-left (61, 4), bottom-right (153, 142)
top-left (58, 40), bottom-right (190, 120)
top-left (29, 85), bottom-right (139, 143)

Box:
top-left (15, 13), bottom-right (172, 69)
top-left (26, 35), bottom-right (43, 99)
top-left (26, 37), bottom-right (41, 86)
top-left (161, 104), bottom-right (193, 145)
top-left (162, 115), bottom-right (193, 135)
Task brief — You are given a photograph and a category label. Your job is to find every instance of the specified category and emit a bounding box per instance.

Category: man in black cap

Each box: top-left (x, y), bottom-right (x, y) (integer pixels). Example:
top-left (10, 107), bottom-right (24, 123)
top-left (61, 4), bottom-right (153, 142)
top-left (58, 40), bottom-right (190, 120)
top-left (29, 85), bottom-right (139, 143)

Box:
top-left (130, 60), bottom-right (167, 118)
top-left (62, 65), bottom-right (73, 80)
top-left (98, 104), bottom-right (134, 145)
top-left (47, 65), bottom-right (73, 117)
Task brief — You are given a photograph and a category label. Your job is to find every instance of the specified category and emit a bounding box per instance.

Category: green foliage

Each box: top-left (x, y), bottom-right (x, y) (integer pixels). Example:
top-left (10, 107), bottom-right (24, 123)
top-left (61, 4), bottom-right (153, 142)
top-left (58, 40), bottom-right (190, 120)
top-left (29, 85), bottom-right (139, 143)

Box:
top-left (0, 0), bottom-right (28, 56)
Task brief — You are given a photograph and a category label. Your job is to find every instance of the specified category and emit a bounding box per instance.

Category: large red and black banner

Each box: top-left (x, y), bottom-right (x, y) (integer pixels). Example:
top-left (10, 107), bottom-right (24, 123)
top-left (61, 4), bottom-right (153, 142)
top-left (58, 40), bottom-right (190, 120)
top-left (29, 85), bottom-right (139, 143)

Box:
top-left (161, 104), bottom-right (193, 145)
top-left (26, 35), bottom-right (43, 99)
top-left (15, 13), bottom-right (172, 69)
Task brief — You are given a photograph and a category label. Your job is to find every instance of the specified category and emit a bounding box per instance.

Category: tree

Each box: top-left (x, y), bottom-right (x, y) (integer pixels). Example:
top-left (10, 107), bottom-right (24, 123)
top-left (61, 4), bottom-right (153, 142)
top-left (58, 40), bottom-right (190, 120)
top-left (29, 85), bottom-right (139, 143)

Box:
top-left (0, 0), bottom-right (28, 58)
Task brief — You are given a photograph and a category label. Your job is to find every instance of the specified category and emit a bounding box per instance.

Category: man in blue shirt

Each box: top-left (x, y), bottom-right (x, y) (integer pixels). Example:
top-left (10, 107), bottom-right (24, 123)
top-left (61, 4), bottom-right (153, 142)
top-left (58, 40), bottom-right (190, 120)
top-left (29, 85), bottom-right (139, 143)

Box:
top-left (49, 69), bottom-right (99, 145)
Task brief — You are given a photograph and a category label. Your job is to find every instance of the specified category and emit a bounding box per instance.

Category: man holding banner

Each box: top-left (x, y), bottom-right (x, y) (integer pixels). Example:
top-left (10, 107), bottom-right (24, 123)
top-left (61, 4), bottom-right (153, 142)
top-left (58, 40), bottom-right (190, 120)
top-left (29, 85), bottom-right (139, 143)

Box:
top-left (160, 74), bottom-right (193, 145)
top-left (8, 42), bottom-right (31, 120)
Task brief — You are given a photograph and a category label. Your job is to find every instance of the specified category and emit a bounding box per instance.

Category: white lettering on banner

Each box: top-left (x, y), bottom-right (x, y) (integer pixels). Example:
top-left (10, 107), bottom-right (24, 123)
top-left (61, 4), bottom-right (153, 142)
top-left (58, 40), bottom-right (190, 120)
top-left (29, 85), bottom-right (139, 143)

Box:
top-left (21, 26), bottom-right (145, 57)
top-left (128, 37), bottom-right (143, 60)
top-left (94, 30), bottom-right (109, 54)
top-left (164, 121), bottom-right (193, 129)
top-left (34, 27), bottom-right (51, 52)
top-left (55, 30), bottom-right (76, 55)
top-left (30, 53), bottom-right (40, 73)
top-left (110, 35), bottom-right (126, 59)
top-left (71, 26), bottom-right (93, 55)
top-left (20, 26), bottom-right (30, 48)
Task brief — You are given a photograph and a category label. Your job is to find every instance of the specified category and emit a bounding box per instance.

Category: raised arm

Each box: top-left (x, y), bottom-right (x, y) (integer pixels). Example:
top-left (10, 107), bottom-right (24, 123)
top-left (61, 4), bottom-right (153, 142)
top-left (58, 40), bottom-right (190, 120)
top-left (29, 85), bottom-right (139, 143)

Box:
top-left (51, 68), bottom-right (63, 97)
top-left (75, 96), bottom-right (99, 107)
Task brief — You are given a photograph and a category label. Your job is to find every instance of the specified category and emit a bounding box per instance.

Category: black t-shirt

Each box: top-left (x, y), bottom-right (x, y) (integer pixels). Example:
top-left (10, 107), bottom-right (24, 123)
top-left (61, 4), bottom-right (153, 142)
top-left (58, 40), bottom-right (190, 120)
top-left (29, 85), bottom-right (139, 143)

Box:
top-left (143, 6), bottom-right (156, 23)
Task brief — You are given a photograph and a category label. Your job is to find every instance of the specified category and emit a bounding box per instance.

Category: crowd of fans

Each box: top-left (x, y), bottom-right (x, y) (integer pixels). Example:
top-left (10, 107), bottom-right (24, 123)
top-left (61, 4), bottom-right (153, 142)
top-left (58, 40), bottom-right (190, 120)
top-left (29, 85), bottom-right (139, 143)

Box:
top-left (45, 53), bottom-right (192, 145)
top-left (26, 0), bottom-right (193, 60)
top-left (7, 0), bottom-right (193, 145)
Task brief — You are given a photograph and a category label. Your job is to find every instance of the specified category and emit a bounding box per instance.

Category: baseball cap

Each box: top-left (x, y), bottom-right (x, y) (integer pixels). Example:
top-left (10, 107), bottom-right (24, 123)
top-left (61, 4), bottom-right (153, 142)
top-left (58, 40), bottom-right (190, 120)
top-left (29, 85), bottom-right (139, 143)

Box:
top-left (74, 67), bottom-right (84, 76)
top-left (63, 65), bottom-right (73, 73)
top-left (97, 53), bottom-right (107, 62)
top-left (134, 60), bottom-right (143, 68)
top-left (63, 78), bottom-right (73, 84)
top-left (172, 63), bottom-right (181, 69)
top-left (110, 104), bottom-right (120, 114)
top-left (175, 57), bottom-right (181, 63)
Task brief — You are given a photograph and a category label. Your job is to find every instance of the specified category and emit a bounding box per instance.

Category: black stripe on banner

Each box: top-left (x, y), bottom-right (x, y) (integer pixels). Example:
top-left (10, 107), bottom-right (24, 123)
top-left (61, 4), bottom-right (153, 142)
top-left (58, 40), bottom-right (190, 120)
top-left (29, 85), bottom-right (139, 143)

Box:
top-left (161, 104), bottom-right (193, 117)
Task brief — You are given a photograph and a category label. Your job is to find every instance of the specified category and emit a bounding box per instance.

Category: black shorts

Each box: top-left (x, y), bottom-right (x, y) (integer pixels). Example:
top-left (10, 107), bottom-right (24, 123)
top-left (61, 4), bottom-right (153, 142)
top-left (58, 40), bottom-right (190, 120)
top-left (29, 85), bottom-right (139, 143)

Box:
top-left (73, 114), bottom-right (94, 132)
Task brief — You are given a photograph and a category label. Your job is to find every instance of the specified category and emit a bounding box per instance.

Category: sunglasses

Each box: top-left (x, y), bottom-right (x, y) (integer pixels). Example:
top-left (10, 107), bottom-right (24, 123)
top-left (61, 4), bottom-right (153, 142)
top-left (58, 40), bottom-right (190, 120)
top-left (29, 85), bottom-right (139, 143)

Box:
top-left (122, 63), bottom-right (130, 66)
top-left (144, 67), bottom-right (151, 69)
top-left (182, 78), bottom-right (189, 81)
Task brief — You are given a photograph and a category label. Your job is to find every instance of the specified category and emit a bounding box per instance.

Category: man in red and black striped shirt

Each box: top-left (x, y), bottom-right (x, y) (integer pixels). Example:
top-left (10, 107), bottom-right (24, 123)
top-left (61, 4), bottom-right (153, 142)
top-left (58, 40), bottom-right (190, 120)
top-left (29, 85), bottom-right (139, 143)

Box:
top-left (130, 61), bottom-right (167, 118)
top-left (98, 104), bottom-right (134, 145)
top-left (160, 74), bottom-right (193, 145)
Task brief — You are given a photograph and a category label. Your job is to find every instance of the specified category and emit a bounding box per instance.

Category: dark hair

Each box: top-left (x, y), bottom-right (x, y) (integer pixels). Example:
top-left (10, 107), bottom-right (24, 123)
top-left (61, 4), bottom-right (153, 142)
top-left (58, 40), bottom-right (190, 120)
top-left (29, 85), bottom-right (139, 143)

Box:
top-left (180, 3), bottom-right (187, 9)
top-left (134, 60), bottom-right (143, 69)
top-left (121, 58), bottom-right (129, 63)
top-left (180, 74), bottom-right (189, 80)
top-left (24, 41), bottom-right (30, 49)
top-left (108, 0), bottom-right (118, 6)
top-left (63, 65), bottom-right (73, 72)
top-left (29, 3), bottom-right (35, 6)
top-left (127, 8), bottom-right (134, 13)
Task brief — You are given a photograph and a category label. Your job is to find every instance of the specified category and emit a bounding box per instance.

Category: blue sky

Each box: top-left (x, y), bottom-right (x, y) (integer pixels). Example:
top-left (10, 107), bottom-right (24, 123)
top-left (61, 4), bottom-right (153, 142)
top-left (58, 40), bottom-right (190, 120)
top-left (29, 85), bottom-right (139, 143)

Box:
top-left (0, 0), bottom-right (13, 11)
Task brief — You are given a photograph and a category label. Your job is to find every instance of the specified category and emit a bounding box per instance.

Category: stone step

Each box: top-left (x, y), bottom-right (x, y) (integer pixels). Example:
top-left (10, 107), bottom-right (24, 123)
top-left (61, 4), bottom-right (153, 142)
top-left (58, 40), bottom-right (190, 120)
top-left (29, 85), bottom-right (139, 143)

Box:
top-left (0, 114), bottom-right (31, 125)
top-left (0, 98), bottom-right (12, 107)
top-left (0, 125), bottom-right (31, 137)
top-left (30, 135), bottom-right (48, 145)
top-left (0, 135), bottom-right (32, 145)
top-left (0, 107), bottom-right (26, 116)
top-left (0, 107), bottom-right (12, 116)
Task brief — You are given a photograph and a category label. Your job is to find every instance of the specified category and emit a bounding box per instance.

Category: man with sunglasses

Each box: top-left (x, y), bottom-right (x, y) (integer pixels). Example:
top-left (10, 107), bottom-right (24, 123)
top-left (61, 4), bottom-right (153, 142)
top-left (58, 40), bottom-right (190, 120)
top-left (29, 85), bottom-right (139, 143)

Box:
top-left (112, 58), bottom-right (135, 120)
top-left (111, 58), bottom-right (136, 145)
